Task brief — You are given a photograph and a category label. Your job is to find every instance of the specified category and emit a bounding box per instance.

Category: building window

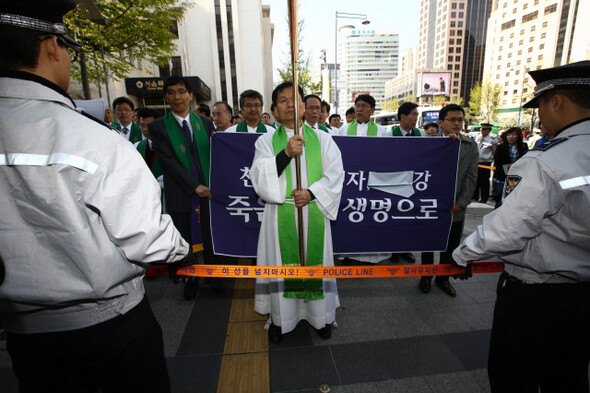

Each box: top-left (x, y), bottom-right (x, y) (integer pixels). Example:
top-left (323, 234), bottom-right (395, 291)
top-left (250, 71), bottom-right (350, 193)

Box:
top-left (544, 4), bottom-right (557, 14)
top-left (519, 39), bottom-right (523, 45)
top-left (531, 25), bottom-right (536, 32)
top-left (505, 72), bottom-right (510, 77)
top-left (508, 52), bottom-right (512, 58)
top-left (450, 30), bottom-right (455, 36)
top-left (528, 47), bottom-right (533, 53)
top-left (459, 3), bottom-right (464, 9)
top-left (455, 55), bottom-right (461, 61)
top-left (454, 72), bottom-right (460, 78)
top-left (524, 3), bottom-right (528, 9)
top-left (509, 43), bottom-right (513, 48)
top-left (497, 65), bottom-right (501, 70)
top-left (505, 82), bottom-right (509, 86)
top-left (451, 11), bottom-right (456, 18)
top-left (538, 54), bottom-right (543, 60)
top-left (449, 47), bottom-right (454, 53)
top-left (497, 74), bottom-right (501, 79)
top-left (504, 91), bottom-right (508, 96)
top-left (513, 89), bottom-right (518, 94)
top-left (501, 20), bottom-right (516, 30)
top-left (452, 2), bottom-right (457, 9)
top-left (520, 29), bottom-right (525, 35)
top-left (451, 20), bottom-right (456, 27)
top-left (498, 55), bottom-right (502, 60)
top-left (448, 64), bottom-right (453, 70)
top-left (456, 38), bottom-right (462, 45)
top-left (541, 32), bottom-right (546, 39)
top-left (454, 64), bottom-right (460, 70)
top-left (159, 56), bottom-right (182, 77)
top-left (458, 21), bottom-right (463, 27)
top-left (522, 11), bottom-right (538, 23)
top-left (542, 21), bottom-right (548, 28)
top-left (449, 39), bottom-right (455, 45)
top-left (539, 43), bottom-right (544, 50)
top-left (518, 50), bottom-right (522, 55)
top-left (453, 89), bottom-right (458, 94)
top-left (448, 55), bottom-right (453, 61)
top-left (453, 81), bottom-right (459, 87)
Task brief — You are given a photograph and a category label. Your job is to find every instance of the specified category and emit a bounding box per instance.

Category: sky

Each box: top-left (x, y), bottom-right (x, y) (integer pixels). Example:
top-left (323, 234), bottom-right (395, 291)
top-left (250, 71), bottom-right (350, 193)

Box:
top-left (261, 0), bottom-right (420, 82)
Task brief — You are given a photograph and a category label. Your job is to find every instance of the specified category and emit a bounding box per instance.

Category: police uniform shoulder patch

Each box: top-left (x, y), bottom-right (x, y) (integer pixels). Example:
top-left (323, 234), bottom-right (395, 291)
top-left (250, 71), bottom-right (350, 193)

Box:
top-left (531, 137), bottom-right (567, 151)
top-left (504, 175), bottom-right (522, 198)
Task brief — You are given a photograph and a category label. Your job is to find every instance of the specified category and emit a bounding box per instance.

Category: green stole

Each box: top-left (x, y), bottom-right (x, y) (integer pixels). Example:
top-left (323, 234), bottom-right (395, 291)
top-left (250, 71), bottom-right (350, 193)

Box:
top-left (347, 119), bottom-right (378, 136)
top-left (272, 125), bottom-right (325, 301)
top-left (162, 111), bottom-right (210, 186)
top-left (136, 140), bottom-right (163, 178)
top-left (236, 120), bottom-right (267, 133)
top-left (318, 123), bottom-right (330, 133)
top-left (112, 122), bottom-right (142, 143)
top-left (392, 126), bottom-right (421, 136)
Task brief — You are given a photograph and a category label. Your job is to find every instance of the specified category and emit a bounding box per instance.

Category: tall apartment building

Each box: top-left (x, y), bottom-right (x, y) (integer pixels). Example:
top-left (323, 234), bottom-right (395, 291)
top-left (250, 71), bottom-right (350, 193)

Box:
top-left (483, 0), bottom-right (584, 119)
top-left (338, 26), bottom-right (399, 112)
top-left (416, 0), bottom-right (491, 102)
top-left (74, 0), bottom-right (274, 114)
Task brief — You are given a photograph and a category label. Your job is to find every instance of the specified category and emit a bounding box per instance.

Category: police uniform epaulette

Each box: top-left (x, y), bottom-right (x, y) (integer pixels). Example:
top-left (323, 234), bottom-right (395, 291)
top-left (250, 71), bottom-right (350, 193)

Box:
top-left (531, 137), bottom-right (567, 151)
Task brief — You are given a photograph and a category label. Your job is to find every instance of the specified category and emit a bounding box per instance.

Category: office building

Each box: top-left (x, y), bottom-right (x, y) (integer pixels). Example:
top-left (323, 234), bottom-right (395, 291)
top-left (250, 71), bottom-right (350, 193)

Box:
top-left (337, 26), bottom-right (399, 112)
top-left (416, 0), bottom-right (491, 102)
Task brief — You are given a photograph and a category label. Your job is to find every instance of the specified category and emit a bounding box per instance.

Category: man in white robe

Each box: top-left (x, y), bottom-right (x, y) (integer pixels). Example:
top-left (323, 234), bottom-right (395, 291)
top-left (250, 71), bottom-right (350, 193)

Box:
top-left (250, 81), bottom-right (344, 343)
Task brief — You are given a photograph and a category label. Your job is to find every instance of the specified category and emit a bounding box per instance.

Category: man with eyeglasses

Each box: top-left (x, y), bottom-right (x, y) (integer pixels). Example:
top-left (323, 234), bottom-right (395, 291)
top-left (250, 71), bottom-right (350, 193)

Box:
top-left (0, 1), bottom-right (191, 391)
top-left (149, 76), bottom-right (224, 299)
top-left (337, 94), bottom-right (391, 137)
top-left (303, 94), bottom-right (330, 133)
top-left (418, 104), bottom-right (478, 297)
top-left (337, 94), bottom-right (393, 266)
top-left (111, 96), bottom-right (144, 144)
top-left (225, 89), bottom-right (274, 133)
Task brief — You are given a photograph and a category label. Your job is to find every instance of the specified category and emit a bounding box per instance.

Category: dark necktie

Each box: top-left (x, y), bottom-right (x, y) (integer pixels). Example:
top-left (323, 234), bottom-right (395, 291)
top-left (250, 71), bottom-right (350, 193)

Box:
top-left (182, 120), bottom-right (194, 151)
top-left (405, 130), bottom-right (414, 137)
top-left (122, 126), bottom-right (129, 135)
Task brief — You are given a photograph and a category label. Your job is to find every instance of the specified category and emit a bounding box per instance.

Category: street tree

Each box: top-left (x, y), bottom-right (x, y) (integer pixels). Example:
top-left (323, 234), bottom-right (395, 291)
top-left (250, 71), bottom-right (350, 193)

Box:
top-left (468, 77), bottom-right (502, 123)
top-left (65, 0), bottom-right (191, 93)
top-left (276, 17), bottom-right (322, 94)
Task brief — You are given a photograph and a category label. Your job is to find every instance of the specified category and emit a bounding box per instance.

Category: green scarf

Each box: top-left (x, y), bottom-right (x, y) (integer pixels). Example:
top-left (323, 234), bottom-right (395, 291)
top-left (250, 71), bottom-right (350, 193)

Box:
top-left (318, 123), bottom-right (330, 133)
top-left (112, 122), bottom-right (142, 143)
top-left (272, 125), bottom-right (325, 301)
top-left (347, 119), bottom-right (378, 136)
top-left (391, 126), bottom-right (421, 136)
top-left (163, 111), bottom-right (210, 186)
top-left (136, 139), bottom-right (163, 178)
top-left (236, 120), bottom-right (267, 133)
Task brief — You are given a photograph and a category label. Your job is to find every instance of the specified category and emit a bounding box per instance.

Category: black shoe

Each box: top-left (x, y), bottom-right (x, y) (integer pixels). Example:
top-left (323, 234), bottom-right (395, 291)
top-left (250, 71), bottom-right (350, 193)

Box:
top-left (389, 254), bottom-right (400, 263)
top-left (315, 324), bottom-right (332, 340)
top-left (419, 277), bottom-right (431, 294)
top-left (269, 323), bottom-right (283, 344)
top-left (183, 278), bottom-right (200, 300)
top-left (436, 280), bottom-right (456, 297)
top-left (401, 253), bottom-right (415, 263)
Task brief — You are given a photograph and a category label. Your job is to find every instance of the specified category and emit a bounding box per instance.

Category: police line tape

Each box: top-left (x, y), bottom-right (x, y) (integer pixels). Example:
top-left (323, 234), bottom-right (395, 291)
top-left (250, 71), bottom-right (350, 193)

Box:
top-left (146, 261), bottom-right (504, 279)
top-left (478, 164), bottom-right (496, 170)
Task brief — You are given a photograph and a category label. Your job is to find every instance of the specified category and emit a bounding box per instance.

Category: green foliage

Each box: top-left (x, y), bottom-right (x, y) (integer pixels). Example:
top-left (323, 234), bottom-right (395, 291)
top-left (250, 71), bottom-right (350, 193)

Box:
top-left (65, 0), bottom-right (191, 84)
top-left (276, 17), bottom-right (321, 95)
top-left (468, 77), bottom-right (502, 123)
top-left (382, 98), bottom-right (399, 112)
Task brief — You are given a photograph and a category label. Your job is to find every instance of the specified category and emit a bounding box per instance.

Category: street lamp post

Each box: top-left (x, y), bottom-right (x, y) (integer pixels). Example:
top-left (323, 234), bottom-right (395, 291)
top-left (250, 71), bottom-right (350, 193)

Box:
top-left (517, 67), bottom-right (528, 126)
top-left (334, 11), bottom-right (370, 114)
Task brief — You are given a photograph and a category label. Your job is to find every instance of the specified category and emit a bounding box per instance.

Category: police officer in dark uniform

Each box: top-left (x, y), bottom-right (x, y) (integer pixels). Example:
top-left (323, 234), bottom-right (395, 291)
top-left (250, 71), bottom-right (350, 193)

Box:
top-left (452, 61), bottom-right (590, 392)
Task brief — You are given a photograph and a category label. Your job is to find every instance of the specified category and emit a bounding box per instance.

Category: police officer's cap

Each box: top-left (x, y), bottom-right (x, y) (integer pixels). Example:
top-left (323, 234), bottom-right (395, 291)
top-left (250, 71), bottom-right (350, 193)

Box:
top-left (523, 61), bottom-right (590, 109)
top-left (480, 123), bottom-right (493, 128)
top-left (0, 0), bottom-right (79, 47)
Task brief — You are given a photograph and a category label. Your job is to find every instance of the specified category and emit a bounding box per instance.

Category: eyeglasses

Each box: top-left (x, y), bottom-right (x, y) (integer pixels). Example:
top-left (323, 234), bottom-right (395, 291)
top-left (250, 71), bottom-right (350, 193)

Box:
top-left (243, 103), bottom-right (262, 109)
top-left (39, 35), bottom-right (80, 62)
top-left (306, 106), bottom-right (321, 111)
top-left (166, 88), bottom-right (189, 96)
top-left (355, 103), bottom-right (372, 110)
top-left (444, 117), bottom-right (464, 123)
top-left (115, 107), bottom-right (133, 112)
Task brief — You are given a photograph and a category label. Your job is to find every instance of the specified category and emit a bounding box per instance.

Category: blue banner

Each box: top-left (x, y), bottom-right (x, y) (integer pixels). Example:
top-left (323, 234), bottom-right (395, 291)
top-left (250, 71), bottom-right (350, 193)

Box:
top-left (209, 133), bottom-right (460, 257)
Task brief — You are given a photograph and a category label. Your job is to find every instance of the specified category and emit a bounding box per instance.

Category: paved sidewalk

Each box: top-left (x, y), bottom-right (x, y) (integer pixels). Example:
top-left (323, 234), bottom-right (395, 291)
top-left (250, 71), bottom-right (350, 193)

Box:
top-left (0, 202), bottom-right (503, 392)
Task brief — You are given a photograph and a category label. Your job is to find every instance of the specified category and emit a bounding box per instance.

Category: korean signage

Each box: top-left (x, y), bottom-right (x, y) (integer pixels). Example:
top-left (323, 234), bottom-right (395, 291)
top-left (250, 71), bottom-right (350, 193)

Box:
top-left (209, 133), bottom-right (460, 257)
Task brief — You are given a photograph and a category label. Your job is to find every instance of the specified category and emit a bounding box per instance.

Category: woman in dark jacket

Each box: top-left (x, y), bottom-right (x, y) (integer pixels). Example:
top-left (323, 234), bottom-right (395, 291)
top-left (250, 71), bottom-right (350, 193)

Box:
top-left (492, 127), bottom-right (529, 208)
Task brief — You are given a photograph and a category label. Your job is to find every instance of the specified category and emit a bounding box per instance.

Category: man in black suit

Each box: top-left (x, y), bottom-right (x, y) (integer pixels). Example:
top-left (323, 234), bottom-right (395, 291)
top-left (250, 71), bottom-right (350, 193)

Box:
top-left (149, 76), bottom-right (223, 300)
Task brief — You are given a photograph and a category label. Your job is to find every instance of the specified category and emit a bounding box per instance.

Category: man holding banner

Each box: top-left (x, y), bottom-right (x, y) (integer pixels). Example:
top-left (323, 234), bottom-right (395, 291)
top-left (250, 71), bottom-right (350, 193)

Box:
top-left (249, 81), bottom-right (344, 344)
